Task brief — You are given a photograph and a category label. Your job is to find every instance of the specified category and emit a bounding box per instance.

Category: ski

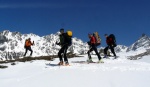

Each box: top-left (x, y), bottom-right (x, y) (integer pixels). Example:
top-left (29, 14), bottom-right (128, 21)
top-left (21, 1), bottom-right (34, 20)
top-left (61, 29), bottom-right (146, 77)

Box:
top-left (45, 63), bottom-right (71, 67)
top-left (71, 61), bottom-right (104, 64)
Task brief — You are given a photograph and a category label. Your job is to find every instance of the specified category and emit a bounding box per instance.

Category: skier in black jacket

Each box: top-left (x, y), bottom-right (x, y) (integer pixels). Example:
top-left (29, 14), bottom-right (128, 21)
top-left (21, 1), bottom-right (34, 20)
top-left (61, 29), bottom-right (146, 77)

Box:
top-left (56, 28), bottom-right (71, 66)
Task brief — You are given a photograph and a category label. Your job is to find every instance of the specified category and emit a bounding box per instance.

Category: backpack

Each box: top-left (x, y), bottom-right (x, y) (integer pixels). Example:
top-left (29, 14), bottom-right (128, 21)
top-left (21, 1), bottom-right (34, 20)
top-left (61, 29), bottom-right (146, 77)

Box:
top-left (66, 30), bottom-right (72, 46)
top-left (67, 31), bottom-right (72, 37)
top-left (93, 32), bottom-right (101, 46)
top-left (109, 34), bottom-right (117, 47)
top-left (24, 39), bottom-right (28, 48)
top-left (24, 39), bottom-right (32, 47)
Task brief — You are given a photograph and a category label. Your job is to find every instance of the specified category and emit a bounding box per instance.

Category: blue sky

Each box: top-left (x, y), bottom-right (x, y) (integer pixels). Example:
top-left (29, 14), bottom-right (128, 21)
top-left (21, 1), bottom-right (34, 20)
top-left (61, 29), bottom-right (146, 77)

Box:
top-left (0, 0), bottom-right (150, 46)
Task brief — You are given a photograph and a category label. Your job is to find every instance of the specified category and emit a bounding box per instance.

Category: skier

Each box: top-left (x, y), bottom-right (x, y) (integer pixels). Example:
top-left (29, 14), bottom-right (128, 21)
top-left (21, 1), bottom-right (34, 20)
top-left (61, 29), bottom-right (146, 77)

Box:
top-left (56, 28), bottom-right (72, 66)
top-left (104, 34), bottom-right (117, 59)
top-left (87, 33), bottom-right (103, 63)
top-left (24, 38), bottom-right (34, 57)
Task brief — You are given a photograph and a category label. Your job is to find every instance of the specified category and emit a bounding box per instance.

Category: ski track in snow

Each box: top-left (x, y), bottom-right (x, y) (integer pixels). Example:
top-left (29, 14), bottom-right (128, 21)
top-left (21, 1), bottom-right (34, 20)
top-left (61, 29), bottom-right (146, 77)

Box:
top-left (45, 58), bottom-right (150, 72)
top-left (1, 55), bottom-right (150, 87)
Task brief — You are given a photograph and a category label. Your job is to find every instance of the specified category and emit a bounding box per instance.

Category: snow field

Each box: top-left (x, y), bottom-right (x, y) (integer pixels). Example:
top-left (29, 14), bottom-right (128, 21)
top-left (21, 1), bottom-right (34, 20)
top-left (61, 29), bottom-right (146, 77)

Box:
top-left (1, 54), bottom-right (150, 87)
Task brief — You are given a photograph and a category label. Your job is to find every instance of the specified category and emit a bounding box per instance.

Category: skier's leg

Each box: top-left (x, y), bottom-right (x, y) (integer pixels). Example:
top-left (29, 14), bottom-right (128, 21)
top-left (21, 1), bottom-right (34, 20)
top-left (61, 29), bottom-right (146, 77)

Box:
top-left (87, 47), bottom-right (93, 59)
top-left (58, 46), bottom-right (65, 62)
top-left (28, 47), bottom-right (33, 56)
top-left (64, 45), bottom-right (69, 63)
top-left (24, 47), bottom-right (28, 56)
top-left (104, 46), bottom-right (109, 57)
top-left (92, 45), bottom-right (101, 60)
top-left (110, 46), bottom-right (116, 56)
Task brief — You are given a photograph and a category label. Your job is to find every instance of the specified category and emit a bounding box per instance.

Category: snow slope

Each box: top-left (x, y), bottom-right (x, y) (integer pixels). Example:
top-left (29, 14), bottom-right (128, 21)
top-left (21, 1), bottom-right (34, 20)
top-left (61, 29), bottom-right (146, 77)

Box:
top-left (1, 53), bottom-right (150, 87)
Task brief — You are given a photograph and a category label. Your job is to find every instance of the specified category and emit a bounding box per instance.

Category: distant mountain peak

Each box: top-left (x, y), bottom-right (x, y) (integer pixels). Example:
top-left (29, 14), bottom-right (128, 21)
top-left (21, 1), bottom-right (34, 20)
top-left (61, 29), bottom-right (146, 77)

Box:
top-left (0, 30), bottom-right (10, 35)
top-left (140, 33), bottom-right (149, 39)
top-left (142, 33), bottom-right (146, 37)
top-left (127, 34), bottom-right (150, 52)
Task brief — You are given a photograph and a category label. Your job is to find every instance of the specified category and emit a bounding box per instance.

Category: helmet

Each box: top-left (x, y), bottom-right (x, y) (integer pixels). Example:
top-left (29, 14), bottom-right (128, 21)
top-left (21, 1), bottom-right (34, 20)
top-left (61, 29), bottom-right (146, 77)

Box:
top-left (60, 28), bottom-right (64, 32)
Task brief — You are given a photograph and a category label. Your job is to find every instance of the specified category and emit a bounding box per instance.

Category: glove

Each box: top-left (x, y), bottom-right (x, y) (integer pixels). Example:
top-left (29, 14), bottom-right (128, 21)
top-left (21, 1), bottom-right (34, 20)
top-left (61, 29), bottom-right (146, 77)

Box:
top-left (87, 41), bottom-right (91, 45)
top-left (56, 42), bottom-right (60, 45)
top-left (24, 45), bottom-right (26, 49)
top-left (33, 41), bottom-right (35, 45)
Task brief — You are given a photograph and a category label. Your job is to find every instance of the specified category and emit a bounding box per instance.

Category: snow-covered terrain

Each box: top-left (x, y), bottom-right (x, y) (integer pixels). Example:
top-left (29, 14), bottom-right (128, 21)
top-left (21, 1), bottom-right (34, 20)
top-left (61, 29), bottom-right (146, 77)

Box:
top-left (1, 30), bottom-right (149, 60)
top-left (0, 30), bottom-right (89, 60)
top-left (1, 30), bottom-right (150, 87)
top-left (1, 53), bottom-right (150, 87)
top-left (127, 34), bottom-right (150, 52)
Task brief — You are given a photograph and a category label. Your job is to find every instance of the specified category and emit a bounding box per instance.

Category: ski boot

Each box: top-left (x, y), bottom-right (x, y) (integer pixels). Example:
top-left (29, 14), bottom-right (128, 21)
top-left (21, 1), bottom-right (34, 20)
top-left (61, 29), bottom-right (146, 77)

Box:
top-left (65, 61), bottom-right (70, 66)
top-left (103, 55), bottom-right (108, 59)
top-left (87, 58), bottom-right (94, 63)
top-left (58, 61), bottom-right (64, 66)
top-left (97, 59), bottom-right (104, 63)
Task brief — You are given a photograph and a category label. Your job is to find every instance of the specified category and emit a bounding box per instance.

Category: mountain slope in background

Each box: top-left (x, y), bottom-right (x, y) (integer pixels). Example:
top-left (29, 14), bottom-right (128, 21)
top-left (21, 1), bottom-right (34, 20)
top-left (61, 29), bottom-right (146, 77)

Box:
top-left (0, 30), bottom-right (89, 60)
top-left (0, 30), bottom-right (149, 60)
top-left (127, 34), bottom-right (150, 52)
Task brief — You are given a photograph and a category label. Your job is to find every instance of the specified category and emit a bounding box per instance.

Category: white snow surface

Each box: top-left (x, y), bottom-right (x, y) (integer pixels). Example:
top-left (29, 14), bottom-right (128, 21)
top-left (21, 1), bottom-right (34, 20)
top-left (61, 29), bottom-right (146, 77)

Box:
top-left (1, 53), bottom-right (150, 87)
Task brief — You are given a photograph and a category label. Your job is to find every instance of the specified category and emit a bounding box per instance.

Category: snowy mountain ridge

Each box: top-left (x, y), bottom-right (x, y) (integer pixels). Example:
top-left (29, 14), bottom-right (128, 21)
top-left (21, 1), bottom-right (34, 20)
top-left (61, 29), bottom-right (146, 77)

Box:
top-left (127, 34), bottom-right (150, 52)
top-left (0, 30), bottom-right (89, 60)
top-left (0, 30), bottom-right (149, 60)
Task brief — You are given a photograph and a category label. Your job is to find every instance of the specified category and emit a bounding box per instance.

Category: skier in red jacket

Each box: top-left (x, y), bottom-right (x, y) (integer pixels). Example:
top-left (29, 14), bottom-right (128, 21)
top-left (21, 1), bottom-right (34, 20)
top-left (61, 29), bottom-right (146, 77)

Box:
top-left (87, 33), bottom-right (103, 63)
top-left (104, 34), bottom-right (117, 59)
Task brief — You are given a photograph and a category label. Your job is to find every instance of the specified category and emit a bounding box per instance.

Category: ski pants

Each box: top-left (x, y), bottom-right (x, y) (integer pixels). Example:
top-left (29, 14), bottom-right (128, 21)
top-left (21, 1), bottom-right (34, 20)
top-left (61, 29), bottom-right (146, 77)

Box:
top-left (104, 45), bottom-right (116, 56)
top-left (58, 44), bottom-right (69, 62)
top-left (24, 46), bottom-right (33, 56)
top-left (87, 44), bottom-right (101, 60)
